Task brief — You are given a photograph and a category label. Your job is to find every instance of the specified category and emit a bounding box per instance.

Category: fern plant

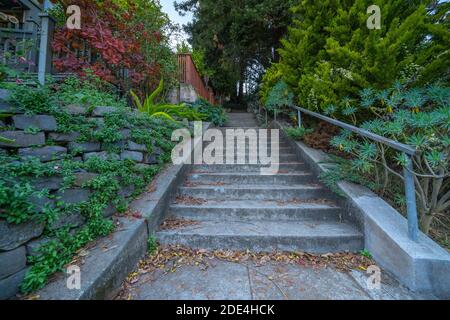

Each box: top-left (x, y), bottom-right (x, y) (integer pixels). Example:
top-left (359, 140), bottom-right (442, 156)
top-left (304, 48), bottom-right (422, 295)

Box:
top-left (130, 80), bottom-right (206, 122)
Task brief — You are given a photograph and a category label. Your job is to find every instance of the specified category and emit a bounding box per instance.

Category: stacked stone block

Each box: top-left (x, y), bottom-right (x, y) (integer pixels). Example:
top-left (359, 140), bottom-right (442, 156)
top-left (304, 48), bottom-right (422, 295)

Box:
top-left (0, 95), bottom-right (163, 299)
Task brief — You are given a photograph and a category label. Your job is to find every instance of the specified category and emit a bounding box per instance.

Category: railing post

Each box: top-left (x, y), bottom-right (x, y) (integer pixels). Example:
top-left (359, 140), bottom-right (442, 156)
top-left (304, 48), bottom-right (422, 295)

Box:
top-left (298, 110), bottom-right (302, 128)
top-left (38, 12), bottom-right (55, 85)
top-left (404, 154), bottom-right (419, 241)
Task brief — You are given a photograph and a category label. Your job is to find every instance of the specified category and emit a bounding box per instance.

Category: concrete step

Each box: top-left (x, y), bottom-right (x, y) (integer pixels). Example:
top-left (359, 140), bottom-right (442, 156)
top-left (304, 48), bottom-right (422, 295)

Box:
top-left (177, 184), bottom-right (329, 201)
top-left (225, 121), bottom-right (258, 127)
top-left (156, 220), bottom-right (364, 253)
top-left (195, 157), bottom-right (299, 165)
top-left (209, 147), bottom-right (293, 152)
top-left (169, 200), bottom-right (342, 222)
top-left (202, 150), bottom-right (295, 158)
top-left (217, 127), bottom-right (287, 133)
top-left (191, 163), bottom-right (307, 173)
top-left (201, 146), bottom-right (293, 153)
top-left (187, 172), bottom-right (315, 185)
top-left (204, 141), bottom-right (291, 147)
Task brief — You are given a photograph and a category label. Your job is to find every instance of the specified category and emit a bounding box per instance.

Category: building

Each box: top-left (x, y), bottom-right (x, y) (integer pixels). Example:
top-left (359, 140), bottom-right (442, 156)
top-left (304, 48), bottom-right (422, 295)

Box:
top-left (0, 0), bottom-right (54, 83)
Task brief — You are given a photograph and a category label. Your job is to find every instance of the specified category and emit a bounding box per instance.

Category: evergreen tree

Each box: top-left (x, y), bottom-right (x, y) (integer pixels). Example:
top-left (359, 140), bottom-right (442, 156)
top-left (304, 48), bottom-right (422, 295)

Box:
top-left (271, 0), bottom-right (449, 116)
top-left (176, 0), bottom-right (296, 102)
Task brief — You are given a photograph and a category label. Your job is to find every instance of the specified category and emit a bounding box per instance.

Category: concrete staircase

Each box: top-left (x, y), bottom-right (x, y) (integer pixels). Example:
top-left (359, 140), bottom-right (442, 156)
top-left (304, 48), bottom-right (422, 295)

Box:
top-left (157, 113), bottom-right (364, 253)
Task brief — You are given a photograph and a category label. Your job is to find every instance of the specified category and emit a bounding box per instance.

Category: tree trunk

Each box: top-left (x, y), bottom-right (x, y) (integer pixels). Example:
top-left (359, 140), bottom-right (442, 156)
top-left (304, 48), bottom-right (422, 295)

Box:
top-left (237, 63), bottom-right (245, 103)
top-left (420, 213), bottom-right (434, 235)
top-left (238, 79), bottom-right (244, 102)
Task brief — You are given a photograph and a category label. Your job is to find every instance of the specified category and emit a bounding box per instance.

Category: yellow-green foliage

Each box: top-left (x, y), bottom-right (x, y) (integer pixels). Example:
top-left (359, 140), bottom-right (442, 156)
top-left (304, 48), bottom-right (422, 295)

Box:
top-left (130, 80), bottom-right (206, 122)
top-left (259, 64), bottom-right (282, 105)
top-left (265, 0), bottom-right (449, 116)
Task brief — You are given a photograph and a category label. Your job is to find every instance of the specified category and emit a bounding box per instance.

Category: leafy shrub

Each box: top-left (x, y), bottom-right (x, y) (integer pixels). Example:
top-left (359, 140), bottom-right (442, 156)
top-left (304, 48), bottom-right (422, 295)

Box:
top-left (55, 73), bottom-right (127, 108)
top-left (51, 0), bottom-right (175, 90)
top-left (284, 127), bottom-right (313, 140)
top-left (265, 1), bottom-right (449, 113)
top-left (0, 64), bottom-right (19, 86)
top-left (322, 83), bottom-right (449, 235)
top-left (189, 98), bottom-right (228, 126)
top-left (131, 80), bottom-right (206, 121)
top-left (9, 85), bottom-right (55, 114)
top-left (259, 64), bottom-right (282, 105)
top-left (264, 80), bottom-right (294, 118)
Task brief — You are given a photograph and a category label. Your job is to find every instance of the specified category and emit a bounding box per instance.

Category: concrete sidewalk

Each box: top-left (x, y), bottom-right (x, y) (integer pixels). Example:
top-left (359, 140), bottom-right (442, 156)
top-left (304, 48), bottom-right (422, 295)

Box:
top-left (116, 257), bottom-right (433, 300)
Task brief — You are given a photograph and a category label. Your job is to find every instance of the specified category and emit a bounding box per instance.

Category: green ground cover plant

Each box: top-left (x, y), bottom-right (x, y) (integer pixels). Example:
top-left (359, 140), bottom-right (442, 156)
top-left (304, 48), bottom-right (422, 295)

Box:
top-left (0, 79), bottom-right (184, 293)
top-left (284, 127), bottom-right (314, 140)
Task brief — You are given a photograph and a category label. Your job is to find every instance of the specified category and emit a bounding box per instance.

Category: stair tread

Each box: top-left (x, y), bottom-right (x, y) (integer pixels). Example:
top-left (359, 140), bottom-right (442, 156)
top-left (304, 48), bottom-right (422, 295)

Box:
top-left (189, 172), bottom-right (312, 177)
top-left (179, 184), bottom-right (323, 190)
top-left (170, 199), bottom-right (338, 209)
top-left (192, 163), bottom-right (305, 168)
top-left (160, 117), bottom-right (363, 253)
top-left (157, 220), bottom-right (362, 238)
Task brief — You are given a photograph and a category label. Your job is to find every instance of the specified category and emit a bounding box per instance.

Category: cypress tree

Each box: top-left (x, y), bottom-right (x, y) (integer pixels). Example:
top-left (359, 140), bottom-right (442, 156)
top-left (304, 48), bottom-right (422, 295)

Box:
top-left (272, 0), bottom-right (449, 115)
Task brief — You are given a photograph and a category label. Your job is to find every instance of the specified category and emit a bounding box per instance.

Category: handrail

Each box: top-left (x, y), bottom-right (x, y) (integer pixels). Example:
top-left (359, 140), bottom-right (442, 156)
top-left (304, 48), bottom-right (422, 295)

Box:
top-left (293, 106), bottom-right (416, 155)
top-left (0, 28), bottom-right (33, 35)
top-left (289, 105), bottom-right (419, 241)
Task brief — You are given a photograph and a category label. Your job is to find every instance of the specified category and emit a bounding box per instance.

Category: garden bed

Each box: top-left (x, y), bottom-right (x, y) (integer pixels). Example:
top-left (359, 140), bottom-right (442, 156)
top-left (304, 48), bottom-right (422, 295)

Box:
top-left (279, 111), bottom-right (449, 251)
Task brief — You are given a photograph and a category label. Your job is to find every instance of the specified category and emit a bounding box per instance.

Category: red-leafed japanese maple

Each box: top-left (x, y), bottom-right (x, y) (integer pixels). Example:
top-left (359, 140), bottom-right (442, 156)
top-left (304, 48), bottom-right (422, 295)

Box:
top-left (52, 0), bottom-right (160, 90)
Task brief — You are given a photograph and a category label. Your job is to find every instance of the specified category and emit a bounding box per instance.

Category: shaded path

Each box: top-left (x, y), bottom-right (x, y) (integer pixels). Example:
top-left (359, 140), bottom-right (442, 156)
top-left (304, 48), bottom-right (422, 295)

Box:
top-left (116, 112), bottom-right (433, 300)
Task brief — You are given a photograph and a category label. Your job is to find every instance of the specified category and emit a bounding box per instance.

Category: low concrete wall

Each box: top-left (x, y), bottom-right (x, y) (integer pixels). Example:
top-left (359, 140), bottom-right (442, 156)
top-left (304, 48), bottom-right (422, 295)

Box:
top-left (37, 217), bottom-right (148, 300)
top-left (167, 84), bottom-right (199, 104)
top-left (274, 121), bottom-right (450, 299)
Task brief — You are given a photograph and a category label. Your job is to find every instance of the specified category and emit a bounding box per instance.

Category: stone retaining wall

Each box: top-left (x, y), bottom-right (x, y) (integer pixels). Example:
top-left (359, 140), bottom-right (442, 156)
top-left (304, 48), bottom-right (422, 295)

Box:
top-left (0, 94), bottom-right (164, 299)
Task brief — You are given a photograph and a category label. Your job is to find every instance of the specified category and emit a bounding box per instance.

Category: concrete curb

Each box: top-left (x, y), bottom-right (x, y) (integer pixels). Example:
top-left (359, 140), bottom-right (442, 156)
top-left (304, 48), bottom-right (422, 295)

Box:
top-left (35, 123), bottom-right (211, 300)
top-left (37, 217), bottom-right (147, 300)
top-left (274, 121), bottom-right (450, 299)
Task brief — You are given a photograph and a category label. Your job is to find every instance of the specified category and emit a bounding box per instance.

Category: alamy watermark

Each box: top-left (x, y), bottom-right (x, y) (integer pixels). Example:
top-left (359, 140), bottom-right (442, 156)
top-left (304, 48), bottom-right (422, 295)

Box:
top-left (66, 5), bottom-right (81, 30)
top-left (366, 265), bottom-right (382, 290)
top-left (66, 265), bottom-right (81, 290)
top-left (367, 5), bottom-right (381, 30)
top-left (63, 4), bottom-right (379, 31)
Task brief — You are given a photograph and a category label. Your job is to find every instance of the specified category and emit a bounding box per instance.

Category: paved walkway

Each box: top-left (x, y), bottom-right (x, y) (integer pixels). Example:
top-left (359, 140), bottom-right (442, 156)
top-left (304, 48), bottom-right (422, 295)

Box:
top-left (116, 257), bottom-right (430, 300)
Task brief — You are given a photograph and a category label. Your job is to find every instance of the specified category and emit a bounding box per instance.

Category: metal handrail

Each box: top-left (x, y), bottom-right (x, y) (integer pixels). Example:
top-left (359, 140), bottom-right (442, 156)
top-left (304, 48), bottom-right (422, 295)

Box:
top-left (290, 105), bottom-right (419, 241)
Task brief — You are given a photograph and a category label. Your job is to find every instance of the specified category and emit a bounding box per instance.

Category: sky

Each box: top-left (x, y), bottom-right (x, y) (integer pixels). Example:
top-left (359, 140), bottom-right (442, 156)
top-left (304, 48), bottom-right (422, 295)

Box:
top-left (160, 0), bottom-right (193, 26)
top-left (160, 0), bottom-right (194, 48)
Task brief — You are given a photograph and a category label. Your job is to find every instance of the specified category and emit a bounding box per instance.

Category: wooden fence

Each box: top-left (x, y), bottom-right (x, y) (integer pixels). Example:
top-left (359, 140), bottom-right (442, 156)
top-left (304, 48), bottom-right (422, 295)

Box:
top-left (177, 53), bottom-right (216, 105)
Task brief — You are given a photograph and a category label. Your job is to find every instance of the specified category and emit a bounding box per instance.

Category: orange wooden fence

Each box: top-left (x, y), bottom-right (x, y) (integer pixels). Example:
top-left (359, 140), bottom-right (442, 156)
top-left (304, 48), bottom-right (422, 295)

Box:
top-left (178, 53), bottom-right (216, 105)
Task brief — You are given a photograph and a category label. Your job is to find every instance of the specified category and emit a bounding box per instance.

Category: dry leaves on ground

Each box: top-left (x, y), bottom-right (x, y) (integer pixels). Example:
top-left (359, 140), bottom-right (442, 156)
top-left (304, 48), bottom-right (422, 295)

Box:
top-left (184, 181), bottom-right (228, 187)
top-left (159, 218), bottom-right (201, 231)
top-left (276, 198), bottom-right (335, 206)
top-left (121, 210), bottom-right (143, 219)
top-left (115, 244), bottom-right (376, 299)
top-left (175, 196), bottom-right (207, 205)
top-left (144, 245), bottom-right (375, 274)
